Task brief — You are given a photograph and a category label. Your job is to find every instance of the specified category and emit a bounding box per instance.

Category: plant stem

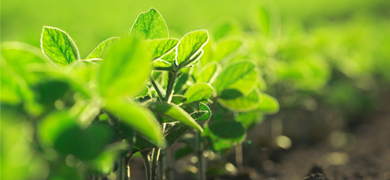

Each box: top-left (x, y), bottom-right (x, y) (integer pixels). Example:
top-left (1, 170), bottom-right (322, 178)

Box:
top-left (164, 71), bottom-right (177, 103)
top-left (141, 150), bottom-right (152, 180)
top-left (150, 77), bottom-right (165, 101)
top-left (119, 158), bottom-right (126, 180)
top-left (196, 131), bottom-right (206, 180)
top-left (151, 148), bottom-right (161, 180)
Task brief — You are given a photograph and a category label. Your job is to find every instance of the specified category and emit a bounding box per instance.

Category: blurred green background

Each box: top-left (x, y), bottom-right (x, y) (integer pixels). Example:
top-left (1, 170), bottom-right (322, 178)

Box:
top-left (2, 0), bottom-right (389, 56)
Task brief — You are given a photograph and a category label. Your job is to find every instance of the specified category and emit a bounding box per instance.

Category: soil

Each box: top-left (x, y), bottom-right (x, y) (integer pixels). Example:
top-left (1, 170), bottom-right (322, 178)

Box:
top-left (128, 112), bottom-right (390, 180)
top-left (238, 112), bottom-right (390, 180)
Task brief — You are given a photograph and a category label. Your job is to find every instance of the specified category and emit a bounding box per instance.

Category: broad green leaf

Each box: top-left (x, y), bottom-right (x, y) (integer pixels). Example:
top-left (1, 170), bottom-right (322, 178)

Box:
top-left (88, 142), bottom-right (130, 174)
top-left (176, 30), bottom-right (209, 67)
top-left (184, 83), bottom-right (215, 103)
top-left (38, 110), bottom-right (114, 161)
top-left (130, 8), bottom-right (168, 40)
top-left (148, 102), bottom-right (202, 132)
top-left (146, 38), bottom-right (179, 60)
top-left (1, 42), bottom-right (51, 85)
top-left (203, 121), bottom-right (246, 151)
top-left (152, 60), bottom-right (172, 71)
top-left (171, 95), bottom-right (187, 105)
top-left (190, 103), bottom-right (212, 127)
top-left (161, 51), bottom-right (176, 63)
top-left (104, 99), bottom-right (164, 147)
top-left (257, 93), bottom-right (279, 114)
top-left (98, 37), bottom-right (151, 98)
top-left (212, 37), bottom-right (245, 63)
top-left (257, 76), bottom-right (267, 91)
top-left (86, 37), bottom-right (119, 59)
top-left (214, 61), bottom-right (259, 95)
top-left (218, 88), bottom-right (262, 112)
top-left (132, 85), bottom-right (150, 98)
top-left (0, 58), bottom-right (35, 105)
top-left (184, 49), bottom-right (204, 68)
top-left (133, 134), bottom-right (158, 151)
top-left (235, 112), bottom-right (263, 129)
top-left (196, 62), bottom-right (221, 84)
top-left (41, 26), bottom-right (80, 69)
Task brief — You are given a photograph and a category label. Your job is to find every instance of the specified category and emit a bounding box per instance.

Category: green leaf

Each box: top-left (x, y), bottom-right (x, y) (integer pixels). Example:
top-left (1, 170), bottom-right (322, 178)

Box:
top-left (130, 8), bottom-right (168, 40)
top-left (152, 60), bottom-right (172, 71)
top-left (196, 62), bottom-right (221, 84)
top-left (98, 36), bottom-right (151, 98)
top-left (218, 88), bottom-right (262, 112)
top-left (161, 51), bottom-right (176, 64)
top-left (203, 121), bottom-right (246, 151)
top-left (41, 26), bottom-right (80, 69)
top-left (258, 93), bottom-right (279, 114)
top-left (38, 110), bottom-right (114, 161)
top-left (184, 83), bottom-right (215, 103)
top-left (214, 61), bottom-right (258, 95)
top-left (190, 102), bottom-right (212, 125)
top-left (212, 37), bottom-right (245, 63)
top-left (86, 37), bottom-right (119, 59)
top-left (171, 95), bottom-right (187, 105)
top-left (1, 42), bottom-right (52, 85)
top-left (148, 102), bottom-right (203, 132)
top-left (133, 134), bottom-right (158, 151)
top-left (104, 99), bottom-right (165, 148)
top-left (176, 30), bottom-right (209, 67)
top-left (146, 38), bottom-right (179, 60)
top-left (165, 125), bottom-right (190, 148)
top-left (235, 112), bottom-right (263, 129)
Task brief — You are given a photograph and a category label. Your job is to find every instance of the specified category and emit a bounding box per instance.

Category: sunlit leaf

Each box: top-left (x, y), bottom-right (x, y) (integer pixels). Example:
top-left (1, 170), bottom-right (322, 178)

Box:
top-left (148, 102), bottom-right (203, 132)
top-left (257, 93), bottom-right (279, 114)
top-left (152, 60), bottom-right (172, 71)
top-left (41, 26), bottom-right (80, 69)
top-left (104, 99), bottom-right (165, 147)
top-left (176, 30), bottom-right (209, 67)
top-left (184, 83), bottom-right (215, 103)
top-left (235, 112), bottom-right (263, 129)
top-left (146, 38), bottom-right (179, 60)
top-left (130, 8), bottom-right (168, 40)
top-left (196, 62), bottom-right (221, 84)
top-left (86, 37), bottom-right (119, 59)
top-left (214, 61), bottom-right (258, 95)
top-left (212, 37), bottom-right (245, 63)
top-left (218, 88), bottom-right (262, 112)
top-left (98, 36), bottom-right (151, 98)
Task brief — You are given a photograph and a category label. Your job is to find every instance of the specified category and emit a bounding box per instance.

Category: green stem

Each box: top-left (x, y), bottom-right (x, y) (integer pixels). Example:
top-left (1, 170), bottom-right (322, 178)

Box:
top-left (141, 150), bottom-right (152, 180)
top-left (150, 77), bottom-right (164, 101)
top-left (164, 71), bottom-right (177, 103)
top-left (151, 148), bottom-right (161, 180)
top-left (159, 151), bottom-right (164, 180)
top-left (119, 158), bottom-right (126, 180)
top-left (196, 131), bottom-right (206, 180)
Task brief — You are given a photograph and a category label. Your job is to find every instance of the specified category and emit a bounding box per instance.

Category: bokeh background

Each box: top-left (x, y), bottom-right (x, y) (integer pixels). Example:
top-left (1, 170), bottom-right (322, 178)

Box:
top-left (2, 0), bottom-right (389, 55)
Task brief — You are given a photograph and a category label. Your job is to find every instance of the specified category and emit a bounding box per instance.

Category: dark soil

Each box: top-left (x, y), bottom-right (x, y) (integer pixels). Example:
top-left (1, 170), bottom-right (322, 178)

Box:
top-left (129, 112), bottom-right (390, 180)
top-left (239, 112), bottom-right (390, 180)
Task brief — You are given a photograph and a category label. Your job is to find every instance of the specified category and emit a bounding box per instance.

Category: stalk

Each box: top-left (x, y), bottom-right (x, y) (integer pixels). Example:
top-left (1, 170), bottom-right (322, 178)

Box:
top-left (119, 158), bottom-right (126, 180)
top-left (151, 148), bottom-right (161, 180)
top-left (150, 77), bottom-right (165, 101)
top-left (164, 71), bottom-right (177, 103)
top-left (196, 131), bottom-right (206, 180)
top-left (141, 150), bottom-right (152, 180)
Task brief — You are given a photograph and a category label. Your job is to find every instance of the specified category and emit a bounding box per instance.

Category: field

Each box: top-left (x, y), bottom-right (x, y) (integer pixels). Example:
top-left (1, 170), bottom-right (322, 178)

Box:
top-left (2, 0), bottom-right (390, 180)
